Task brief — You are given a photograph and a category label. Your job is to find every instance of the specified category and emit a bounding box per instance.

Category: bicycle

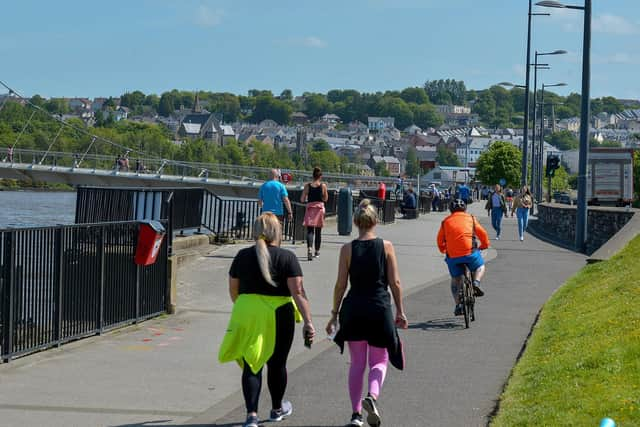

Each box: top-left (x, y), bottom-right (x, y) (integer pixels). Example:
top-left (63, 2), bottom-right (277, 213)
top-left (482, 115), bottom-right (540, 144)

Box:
top-left (459, 264), bottom-right (476, 328)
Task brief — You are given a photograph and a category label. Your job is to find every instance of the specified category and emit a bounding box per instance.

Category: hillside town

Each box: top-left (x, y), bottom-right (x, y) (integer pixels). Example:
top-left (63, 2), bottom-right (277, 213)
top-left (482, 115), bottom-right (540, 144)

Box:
top-left (1, 89), bottom-right (639, 185)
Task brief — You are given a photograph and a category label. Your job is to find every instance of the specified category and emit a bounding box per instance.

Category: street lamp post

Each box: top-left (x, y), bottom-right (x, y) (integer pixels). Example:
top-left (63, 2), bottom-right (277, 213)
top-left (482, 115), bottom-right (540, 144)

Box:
top-left (537, 0), bottom-right (591, 252)
top-left (531, 49), bottom-right (566, 203)
top-left (538, 82), bottom-right (567, 201)
top-left (521, 1), bottom-right (550, 188)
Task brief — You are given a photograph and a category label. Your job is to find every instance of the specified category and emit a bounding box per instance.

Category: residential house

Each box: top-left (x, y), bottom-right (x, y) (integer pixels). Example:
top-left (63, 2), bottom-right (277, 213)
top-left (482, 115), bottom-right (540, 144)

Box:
top-left (69, 98), bottom-right (91, 112)
top-left (435, 104), bottom-right (471, 115)
top-left (404, 125), bottom-right (422, 135)
top-left (368, 116), bottom-right (395, 131)
top-left (557, 117), bottom-right (580, 133)
top-left (409, 134), bottom-right (444, 148)
top-left (435, 105), bottom-right (478, 127)
top-left (321, 113), bottom-right (341, 127)
top-left (415, 146), bottom-right (437, 171)
top-left (378, 127), bottom-right (401, 142)
top-left (368, 155), bottom-right (401, 175)
top-left (291, 112), bottom-right (309, 125)
top-left (349, 121), bottom-right (369, 133)
top-left (178, 112), bottom-right (223, 143)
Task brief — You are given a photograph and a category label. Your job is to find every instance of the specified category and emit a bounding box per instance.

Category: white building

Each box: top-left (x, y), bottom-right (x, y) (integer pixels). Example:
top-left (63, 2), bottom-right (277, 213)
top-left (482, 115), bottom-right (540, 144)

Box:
top-left (368, 116), bottom-right (395, 131)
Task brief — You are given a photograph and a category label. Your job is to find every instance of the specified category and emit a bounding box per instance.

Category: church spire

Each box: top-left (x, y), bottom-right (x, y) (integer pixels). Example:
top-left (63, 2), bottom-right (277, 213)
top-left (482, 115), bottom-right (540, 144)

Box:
top-left (193, 90), bottom-right (201, 113)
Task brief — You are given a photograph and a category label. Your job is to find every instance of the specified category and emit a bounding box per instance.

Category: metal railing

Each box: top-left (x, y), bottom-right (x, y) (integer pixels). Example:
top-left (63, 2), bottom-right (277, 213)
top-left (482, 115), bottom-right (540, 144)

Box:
top-left (2, 148), bottom-right (416, 188)
top-left (0, 221), bottom-right (168, 362)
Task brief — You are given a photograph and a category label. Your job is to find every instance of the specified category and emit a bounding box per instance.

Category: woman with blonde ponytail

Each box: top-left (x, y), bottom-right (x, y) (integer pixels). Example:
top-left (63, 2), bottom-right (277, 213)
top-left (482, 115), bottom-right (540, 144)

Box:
top-left (219, 212), bottom-right (315, 427)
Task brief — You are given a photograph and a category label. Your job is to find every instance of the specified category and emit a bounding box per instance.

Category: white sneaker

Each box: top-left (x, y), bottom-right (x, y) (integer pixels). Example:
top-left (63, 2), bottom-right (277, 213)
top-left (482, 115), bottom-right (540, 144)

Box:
top-left (520, 236), bottom-right (524, 241)
top-left (269, 400), bottom-right (293, 421)
top-left (495, 235), bottom-right (500, 240)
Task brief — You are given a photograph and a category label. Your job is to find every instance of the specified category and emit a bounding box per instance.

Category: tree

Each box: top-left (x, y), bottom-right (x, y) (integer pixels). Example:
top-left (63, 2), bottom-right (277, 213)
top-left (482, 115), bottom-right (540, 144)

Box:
top-left (436, 145), bottom-right (461, 167)
top-left (424, 79), bottom-right (466, 105)
top-left (472, 91), bottom-right (495, 125)
top-left (411, 103), bottom-right (443, 128)
top-left (279, 89), bottom-right (293, 101)
top-left (374, 161), bottom-right (390, 177)
top-left (400, 87), bottom-right (429, 104)
top-left (309, 150), bottom-right (341, 172)
top-left (158, 93), bottom-right (175, 117)
top-left (120, 91), bottom-right (146, 109)
top-left (375, 97), bottom-right (413, 129)
top-left (546, 130), bottom-right (578, 151)
top-left (304, 94), bottom-right (331, 119)
top-left (311, 139), bottom-right (331, 152)
top-left (549, 165), bottom-right (569, 193)
top-left (405, 146), bottom-right (420, 177)
top-left (475, 141), bottom-right (521, 188)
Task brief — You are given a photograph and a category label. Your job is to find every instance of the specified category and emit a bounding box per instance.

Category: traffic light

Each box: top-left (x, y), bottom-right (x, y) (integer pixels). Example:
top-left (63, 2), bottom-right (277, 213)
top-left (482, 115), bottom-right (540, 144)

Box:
top-left (546, 155), bottom-right (560, 177)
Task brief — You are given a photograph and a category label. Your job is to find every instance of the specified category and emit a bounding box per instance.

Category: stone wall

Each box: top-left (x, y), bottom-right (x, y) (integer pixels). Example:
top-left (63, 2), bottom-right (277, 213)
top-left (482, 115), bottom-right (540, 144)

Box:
top-left (533, 203), bottom-right (636, 254)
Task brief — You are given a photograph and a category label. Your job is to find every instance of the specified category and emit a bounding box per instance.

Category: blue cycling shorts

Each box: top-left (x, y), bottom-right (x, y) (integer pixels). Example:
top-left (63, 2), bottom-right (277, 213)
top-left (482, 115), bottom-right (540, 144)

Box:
top-left (445, 250), bottom-right (484, 277)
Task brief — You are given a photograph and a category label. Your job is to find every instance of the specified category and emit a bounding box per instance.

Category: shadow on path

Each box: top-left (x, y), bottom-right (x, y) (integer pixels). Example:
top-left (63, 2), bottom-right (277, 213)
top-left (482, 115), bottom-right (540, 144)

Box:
top-left (408, 317), bottom-right (464, 331)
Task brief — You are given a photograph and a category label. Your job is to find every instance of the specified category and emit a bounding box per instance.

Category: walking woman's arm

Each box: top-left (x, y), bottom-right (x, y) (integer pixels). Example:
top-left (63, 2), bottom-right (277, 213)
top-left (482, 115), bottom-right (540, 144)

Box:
top-left (321, 183), bottom-right (329, 202)
top-left (384, 240), bottom-right (408, 329)
top-left (300, 183), bottom-right (308, 203)
top-left (287, 276), bottom-right (315, 340)
top-left (327, 243), bottom-right (350, 334)
top-left (228, 277), bottom-right (240, 303)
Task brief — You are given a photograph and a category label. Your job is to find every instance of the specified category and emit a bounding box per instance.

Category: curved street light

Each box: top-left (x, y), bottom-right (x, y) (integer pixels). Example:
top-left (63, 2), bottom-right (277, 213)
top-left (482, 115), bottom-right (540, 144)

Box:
top-left (538, 0), bottom-right (591, 253)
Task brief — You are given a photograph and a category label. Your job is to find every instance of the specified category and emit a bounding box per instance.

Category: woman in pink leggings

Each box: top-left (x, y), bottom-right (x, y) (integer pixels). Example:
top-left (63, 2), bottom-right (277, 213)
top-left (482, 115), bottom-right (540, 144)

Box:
top-left (327, 199), bottom-right (408, 426)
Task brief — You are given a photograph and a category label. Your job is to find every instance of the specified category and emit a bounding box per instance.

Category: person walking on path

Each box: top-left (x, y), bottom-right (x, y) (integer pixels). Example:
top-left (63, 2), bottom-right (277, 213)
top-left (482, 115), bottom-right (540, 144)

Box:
top-left (326, 199), bottom-right (408, 427)
top-left (512, 186), bottom-right (533, 241)
top-left (218, 213), bottom-right (315, 427)
top-left (301, 167), bottom-right (328, 261)
top-left (437, 199), bottom-right (490, 315)
top-left (485, 184), bottom-right (507, 240)
top-left (259, 169), bottom-right (293, 225)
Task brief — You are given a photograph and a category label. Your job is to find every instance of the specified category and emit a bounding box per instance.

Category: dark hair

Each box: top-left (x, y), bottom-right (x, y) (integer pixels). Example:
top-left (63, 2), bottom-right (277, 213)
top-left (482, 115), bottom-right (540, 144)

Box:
top-left (312, 167), bottom-right (322, 180)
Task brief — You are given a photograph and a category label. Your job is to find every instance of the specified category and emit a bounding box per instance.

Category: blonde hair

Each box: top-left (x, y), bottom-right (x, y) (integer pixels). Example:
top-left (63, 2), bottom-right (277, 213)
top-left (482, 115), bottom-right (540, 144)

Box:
top-left (353, 199), bottom-right (378, 231)
top-left (253, 212), bottom-right (282, 287)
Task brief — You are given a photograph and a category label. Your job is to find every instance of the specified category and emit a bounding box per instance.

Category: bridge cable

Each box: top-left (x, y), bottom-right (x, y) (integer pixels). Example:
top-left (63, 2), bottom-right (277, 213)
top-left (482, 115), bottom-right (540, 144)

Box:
top-left (11, 109), bottom-right (37, 151)
top-left (76, 136), bottom-right (97, 167)
top-left (39, 125), bottom-right (64, 165)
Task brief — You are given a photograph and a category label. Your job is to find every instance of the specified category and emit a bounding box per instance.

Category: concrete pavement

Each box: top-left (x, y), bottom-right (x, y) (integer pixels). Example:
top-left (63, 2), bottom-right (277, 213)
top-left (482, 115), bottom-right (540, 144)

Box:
top-left (0, 205), bottom-right (477, 427)
top-left (209, 205), bottom-right (586, 427)
top-left (0, 203), bottom-right (587, 427)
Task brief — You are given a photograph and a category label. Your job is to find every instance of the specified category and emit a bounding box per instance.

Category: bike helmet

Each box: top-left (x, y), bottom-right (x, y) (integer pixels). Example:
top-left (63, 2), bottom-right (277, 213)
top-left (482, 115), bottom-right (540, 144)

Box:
top-left (449, 198), bottom-right (467, 213)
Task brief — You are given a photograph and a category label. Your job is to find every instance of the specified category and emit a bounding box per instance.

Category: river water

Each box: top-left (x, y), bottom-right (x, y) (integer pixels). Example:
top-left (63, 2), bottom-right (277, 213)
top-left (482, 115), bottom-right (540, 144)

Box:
top-left (0, 191), bottom-right (76, 228)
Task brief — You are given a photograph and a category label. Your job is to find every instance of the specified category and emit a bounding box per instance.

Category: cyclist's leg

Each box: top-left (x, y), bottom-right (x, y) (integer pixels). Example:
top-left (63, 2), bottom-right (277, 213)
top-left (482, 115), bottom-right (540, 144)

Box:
top-left (472, 264), bottom-right (486, 282)
top-left (450, 276), bottom-right (463, 304)
top-left (445, 256), bottom-right (465, 304)
top-left (468, 251), bottom-right (486, 296)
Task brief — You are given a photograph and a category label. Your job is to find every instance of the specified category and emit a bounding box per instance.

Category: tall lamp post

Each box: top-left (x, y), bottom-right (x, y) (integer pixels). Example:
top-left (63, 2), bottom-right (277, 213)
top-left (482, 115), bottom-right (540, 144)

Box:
top-left (538, 82), bottom-right (567, 201)
top-left (521, 1), bottom-right (551, 188)
top-left (537, 0), bottom-right (591, 252)
top-left (531, 49), bottom-right (566, 202)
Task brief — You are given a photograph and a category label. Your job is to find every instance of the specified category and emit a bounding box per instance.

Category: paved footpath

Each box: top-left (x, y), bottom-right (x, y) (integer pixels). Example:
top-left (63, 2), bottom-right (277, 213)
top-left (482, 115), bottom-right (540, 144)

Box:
top-left (0, 204), bottom-right (585, 427)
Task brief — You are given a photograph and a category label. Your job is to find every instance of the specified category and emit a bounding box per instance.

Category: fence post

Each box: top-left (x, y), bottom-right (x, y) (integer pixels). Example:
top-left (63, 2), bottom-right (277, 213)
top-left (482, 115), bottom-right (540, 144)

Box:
top-left (97, 227), bottom-right (105, 334)
top-left (1, 232), bottom-right (15, 362)
top-left (135, 265), bottom-right (141, 323)
top-left (53, 228), bottom-right (63, 346)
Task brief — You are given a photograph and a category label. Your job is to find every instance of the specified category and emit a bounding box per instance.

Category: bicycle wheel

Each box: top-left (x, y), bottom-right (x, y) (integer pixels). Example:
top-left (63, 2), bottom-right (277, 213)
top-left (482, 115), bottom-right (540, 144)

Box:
top-left (461, 273), bottom-right (471, 329)
top-left (465, 268), bottom-right (476, 323)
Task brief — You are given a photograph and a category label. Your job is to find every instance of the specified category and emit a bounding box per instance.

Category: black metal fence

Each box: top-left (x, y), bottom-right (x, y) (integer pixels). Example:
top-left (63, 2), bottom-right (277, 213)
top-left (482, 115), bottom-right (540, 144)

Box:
top-left (0, 221), bottom-right (168, 362)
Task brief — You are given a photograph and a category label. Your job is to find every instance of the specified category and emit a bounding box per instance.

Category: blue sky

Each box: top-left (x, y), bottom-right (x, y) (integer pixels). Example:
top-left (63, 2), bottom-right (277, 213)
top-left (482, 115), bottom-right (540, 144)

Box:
top-left (1, 0), bottom-right (638, 100)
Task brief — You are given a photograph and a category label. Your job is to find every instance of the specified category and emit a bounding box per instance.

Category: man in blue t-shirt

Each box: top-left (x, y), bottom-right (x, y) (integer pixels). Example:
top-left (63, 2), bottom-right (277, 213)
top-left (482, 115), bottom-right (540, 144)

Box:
top-left (259, 169), bottom-right (293, 222)
top-left (458, 184), bottom-right (470, 203)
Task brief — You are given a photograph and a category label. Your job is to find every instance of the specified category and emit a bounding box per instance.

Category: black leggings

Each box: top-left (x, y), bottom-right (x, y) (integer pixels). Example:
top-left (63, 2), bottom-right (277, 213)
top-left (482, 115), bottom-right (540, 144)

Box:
top-left (306, 227), bottom-right (322, 251)
top-left (242, 302), bottom-right (295, 413)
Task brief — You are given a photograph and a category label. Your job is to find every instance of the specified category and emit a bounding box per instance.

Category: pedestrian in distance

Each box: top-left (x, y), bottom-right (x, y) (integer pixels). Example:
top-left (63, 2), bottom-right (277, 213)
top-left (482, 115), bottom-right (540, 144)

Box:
top-left (301, 167), bottom-right (328, 261)
top-left (327, 199), bottom-right (407, 427)
top-left (512, 186), bottom-right (533, 241)
top-left (485, 184), bottom-right (507, 240)
top-left (259, 169), bottom-right (293, 227)
top-left (219, 212), bottom-right (315, 427)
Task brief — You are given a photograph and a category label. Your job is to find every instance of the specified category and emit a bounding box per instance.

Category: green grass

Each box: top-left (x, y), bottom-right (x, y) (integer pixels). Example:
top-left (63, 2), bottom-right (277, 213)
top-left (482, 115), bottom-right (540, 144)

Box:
top-left (492, 235), bottom-right (640, 427)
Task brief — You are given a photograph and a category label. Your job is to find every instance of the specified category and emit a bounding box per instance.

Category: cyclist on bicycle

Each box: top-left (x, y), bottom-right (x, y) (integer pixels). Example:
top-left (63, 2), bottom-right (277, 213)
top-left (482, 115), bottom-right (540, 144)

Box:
top-left (437, 199), bottom-right (490, 316)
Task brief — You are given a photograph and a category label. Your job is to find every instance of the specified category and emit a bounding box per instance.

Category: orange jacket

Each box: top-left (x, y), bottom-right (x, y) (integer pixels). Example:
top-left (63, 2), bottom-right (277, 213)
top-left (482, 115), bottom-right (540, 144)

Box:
top-left (437, 212), bottom-right (490, 258)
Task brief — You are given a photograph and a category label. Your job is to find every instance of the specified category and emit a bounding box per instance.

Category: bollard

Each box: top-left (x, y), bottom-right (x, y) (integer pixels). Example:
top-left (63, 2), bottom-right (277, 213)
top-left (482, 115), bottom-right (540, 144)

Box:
top-left (337, 188), bottom-right (353, 236)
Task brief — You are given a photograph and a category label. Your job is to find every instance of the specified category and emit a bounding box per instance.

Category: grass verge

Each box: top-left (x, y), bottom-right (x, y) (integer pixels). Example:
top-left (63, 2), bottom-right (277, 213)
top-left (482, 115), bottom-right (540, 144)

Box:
top-left (491, 235), bottom-right (640, 426)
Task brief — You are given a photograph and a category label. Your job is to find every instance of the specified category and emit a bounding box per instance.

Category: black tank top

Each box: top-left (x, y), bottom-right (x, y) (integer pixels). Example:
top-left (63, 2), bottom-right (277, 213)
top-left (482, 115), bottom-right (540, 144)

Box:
top-left (307, 184), bottom-right (324, 203)
top-left (348, 238), bottom-right (388, 298)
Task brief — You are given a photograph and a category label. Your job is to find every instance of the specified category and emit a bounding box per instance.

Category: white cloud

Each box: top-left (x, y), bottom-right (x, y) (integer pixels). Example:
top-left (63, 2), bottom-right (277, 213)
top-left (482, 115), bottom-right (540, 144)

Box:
top-left (194, 5), bottom-right (224, 28)
top-left (593, 14), bottom-right (639, 35)
top-left (301, 36), bottom-right (328, 49)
